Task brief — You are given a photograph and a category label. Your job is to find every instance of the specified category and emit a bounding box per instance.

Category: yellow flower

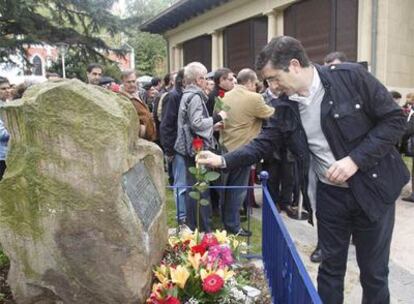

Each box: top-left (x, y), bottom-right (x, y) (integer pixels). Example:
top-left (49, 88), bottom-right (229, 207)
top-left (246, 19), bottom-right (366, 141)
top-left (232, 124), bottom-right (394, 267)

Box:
top-left (216, 267), bottom-right (235, 281)
top-left (214, 230), bottom-right (228, 244)
top-left (168, 236), bottom-right (180, 247)
top-left (151, 283), bottom-right (163, 298)
top-left (170, 265), bottom-right (190, 289)
top-left (188, 253), bottom-right (202, 271)
top-left (153, 264), bottom-right (169, 284)
top-left (200, 267), bottom-right (213, 281)
top-left (181, 230), bottom-right (196, 243)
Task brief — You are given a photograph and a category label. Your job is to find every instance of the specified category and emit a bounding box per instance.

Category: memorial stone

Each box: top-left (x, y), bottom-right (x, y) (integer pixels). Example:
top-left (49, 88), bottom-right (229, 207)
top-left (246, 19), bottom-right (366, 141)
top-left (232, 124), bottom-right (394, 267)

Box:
top-left (0, 79), bottom-right (167, 303)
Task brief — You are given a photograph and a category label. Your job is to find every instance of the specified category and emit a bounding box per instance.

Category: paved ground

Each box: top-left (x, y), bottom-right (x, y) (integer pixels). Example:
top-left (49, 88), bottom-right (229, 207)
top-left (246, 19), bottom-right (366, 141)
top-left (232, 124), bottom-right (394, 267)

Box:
top-left (252, 182), bottom-right (414, 304)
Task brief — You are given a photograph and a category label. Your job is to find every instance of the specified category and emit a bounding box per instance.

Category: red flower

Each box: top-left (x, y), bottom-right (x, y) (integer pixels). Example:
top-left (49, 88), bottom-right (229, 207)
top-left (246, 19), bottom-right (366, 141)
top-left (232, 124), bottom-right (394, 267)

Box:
top-left (191, 244), bottom-right (207, 256)
top-left (192, 137), bottom-right (203, 152)
top-left (201, 233), bottom-right (219, 249)
top-left (218, 89), bottom-right (225, 98)
top-left (202, 274), bottom-right (224, 294)
top-left (164, 295), bottom-right (181, 304)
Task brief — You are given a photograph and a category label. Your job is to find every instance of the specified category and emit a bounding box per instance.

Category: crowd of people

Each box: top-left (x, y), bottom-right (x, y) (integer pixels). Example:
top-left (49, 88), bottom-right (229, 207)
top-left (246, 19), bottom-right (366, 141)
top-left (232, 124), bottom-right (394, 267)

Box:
top-left (1, 35), bottom-right (414, 304)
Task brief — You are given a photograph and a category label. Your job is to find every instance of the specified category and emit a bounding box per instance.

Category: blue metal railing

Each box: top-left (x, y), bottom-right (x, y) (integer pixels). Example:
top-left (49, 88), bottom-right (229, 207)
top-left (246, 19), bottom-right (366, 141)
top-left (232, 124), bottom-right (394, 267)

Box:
top-left (167, 171), bottom-right (321, 304)
top-left (261, 171), bottom-right (322, 304)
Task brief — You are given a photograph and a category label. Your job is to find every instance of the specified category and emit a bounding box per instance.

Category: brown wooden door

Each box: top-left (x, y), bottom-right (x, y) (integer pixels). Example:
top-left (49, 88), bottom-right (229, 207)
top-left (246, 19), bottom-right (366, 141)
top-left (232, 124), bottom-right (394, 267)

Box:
top-left (284, 0), bottom-right (358, 64)
top-left (224, 17), bottom-right (268, 73)
top-left (183, 35), bottom-right (212, 71)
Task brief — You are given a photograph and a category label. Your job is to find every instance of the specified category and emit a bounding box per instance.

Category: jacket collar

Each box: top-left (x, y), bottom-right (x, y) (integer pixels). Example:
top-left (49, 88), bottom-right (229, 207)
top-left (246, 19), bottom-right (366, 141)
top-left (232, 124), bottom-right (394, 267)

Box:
top-left (314, 64), bottom-right (331, 91)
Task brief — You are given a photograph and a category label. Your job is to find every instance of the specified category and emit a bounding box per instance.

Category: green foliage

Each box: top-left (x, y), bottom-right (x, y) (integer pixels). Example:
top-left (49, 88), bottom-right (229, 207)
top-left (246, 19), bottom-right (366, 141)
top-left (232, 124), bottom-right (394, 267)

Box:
top-left (129, 31), bottom-right (167, 76)
top-left (0, 0), bottom-right (140, 64)
top-left (125, 0), bottom-right (176, 76)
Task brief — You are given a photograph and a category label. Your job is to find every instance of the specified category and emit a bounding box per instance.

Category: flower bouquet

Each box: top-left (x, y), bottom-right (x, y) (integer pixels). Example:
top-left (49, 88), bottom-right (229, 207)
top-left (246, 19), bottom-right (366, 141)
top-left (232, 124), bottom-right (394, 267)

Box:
top-left (146, 230), bottom-right (251, 304)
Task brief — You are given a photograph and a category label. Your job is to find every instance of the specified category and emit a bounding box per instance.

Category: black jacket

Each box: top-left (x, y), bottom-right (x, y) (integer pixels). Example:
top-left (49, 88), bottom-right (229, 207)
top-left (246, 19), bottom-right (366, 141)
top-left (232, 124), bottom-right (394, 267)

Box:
top-left (224, 63), bottom-right (409, 223)
top-left (160, 86), bottom-right (183, 156)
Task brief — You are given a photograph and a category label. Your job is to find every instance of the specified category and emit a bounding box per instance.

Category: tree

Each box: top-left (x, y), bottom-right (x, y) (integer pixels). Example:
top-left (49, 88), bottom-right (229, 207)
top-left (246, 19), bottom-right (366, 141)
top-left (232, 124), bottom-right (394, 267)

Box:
top-left (125, 0), bottom-right (178, 76)
top-left (128, 31), bottom-right (166, 76)
top-left (50, 50), bottom-right (122, 82)
top-left (0, 0), bottom-right (140, 63)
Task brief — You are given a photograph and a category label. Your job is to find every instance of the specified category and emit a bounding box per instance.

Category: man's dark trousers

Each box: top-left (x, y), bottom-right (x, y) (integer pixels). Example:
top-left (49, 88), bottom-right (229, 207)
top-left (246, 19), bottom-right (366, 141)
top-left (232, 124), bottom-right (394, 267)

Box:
top-left (262, 158), bottom-right (296, 208)
top-left (220, 166), bottom-right (251, 233)
top-left (316, 181), bottom-right (394, 304)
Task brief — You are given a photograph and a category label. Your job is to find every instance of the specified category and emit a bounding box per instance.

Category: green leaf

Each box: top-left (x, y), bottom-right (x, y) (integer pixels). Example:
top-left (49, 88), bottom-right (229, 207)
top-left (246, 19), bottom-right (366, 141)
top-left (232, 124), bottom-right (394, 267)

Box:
top-left (198, 182), bottom-right (209, 192)
top-left (188, 167), bottom-right (197, 175)
top-left (189, 191), bottom-right (200, 200)
top-left (199, 199), bottom-right (210, 206)
top-left (204, 171), bottom-right (220, 182)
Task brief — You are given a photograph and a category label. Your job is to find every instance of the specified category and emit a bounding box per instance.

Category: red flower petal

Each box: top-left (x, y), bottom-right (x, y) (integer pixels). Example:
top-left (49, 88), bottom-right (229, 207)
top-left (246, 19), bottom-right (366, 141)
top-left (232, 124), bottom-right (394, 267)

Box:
top-left (202, 274), bottom-right (224, 294)
top-left (191, 244), bottom-right (207, 256)
top-left (192, 136), bottom-right (203, 152)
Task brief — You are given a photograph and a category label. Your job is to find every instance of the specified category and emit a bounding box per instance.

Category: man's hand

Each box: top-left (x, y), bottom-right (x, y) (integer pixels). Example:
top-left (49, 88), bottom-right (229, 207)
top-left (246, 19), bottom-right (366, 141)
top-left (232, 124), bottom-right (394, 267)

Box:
top-left (213, 121), bottom-right (224, 131)
top-left (326, 156), bottom-right (359, 184)
top-left (197, 151), bottom-right (222, 168)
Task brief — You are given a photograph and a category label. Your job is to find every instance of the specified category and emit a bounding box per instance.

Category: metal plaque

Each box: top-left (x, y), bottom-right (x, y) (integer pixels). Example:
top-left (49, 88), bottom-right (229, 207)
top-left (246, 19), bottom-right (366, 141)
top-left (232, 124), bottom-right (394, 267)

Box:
top-left (122, 162), bottom-right (161, 230)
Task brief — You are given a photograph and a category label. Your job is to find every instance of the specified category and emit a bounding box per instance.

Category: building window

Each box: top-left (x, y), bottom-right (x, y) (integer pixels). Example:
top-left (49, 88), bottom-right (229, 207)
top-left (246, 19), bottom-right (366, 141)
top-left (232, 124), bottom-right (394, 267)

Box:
top-left (32, 55), bottom-right (43, 76)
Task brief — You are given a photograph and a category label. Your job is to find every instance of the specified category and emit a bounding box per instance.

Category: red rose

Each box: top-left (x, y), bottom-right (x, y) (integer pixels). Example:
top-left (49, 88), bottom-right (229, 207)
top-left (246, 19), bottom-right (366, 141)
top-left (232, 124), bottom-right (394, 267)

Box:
top-left (218, 89), bottom-right (225, 98)
top-left (164, 295), bottom-right (181, 304)
top-left (192, 137), bottom-right (203, 152)
top-left (201, 233), bottom-right (219, 249)
top-left (191, 244), bottom-right (207, 256)
top-left (202, 274), bottom-right (224, 294)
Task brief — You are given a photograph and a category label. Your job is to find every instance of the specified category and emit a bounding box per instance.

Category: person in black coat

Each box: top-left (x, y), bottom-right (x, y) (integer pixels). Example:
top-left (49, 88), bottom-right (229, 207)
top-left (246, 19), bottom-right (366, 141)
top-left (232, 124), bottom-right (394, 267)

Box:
top-left (198, 36), bottom-right (409, 304)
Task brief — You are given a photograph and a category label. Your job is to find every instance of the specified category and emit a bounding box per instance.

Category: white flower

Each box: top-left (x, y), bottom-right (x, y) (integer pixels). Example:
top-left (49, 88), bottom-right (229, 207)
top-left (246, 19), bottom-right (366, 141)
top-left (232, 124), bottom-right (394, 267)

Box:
top-left (230, 287), bottom-right (247, 301)
top-left (184, 298), bottom-right (200, 304)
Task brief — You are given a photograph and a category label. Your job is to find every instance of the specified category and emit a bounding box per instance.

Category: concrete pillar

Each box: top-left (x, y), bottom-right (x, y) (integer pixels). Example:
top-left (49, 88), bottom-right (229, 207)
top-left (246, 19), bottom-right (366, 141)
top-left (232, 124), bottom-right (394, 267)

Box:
top-left (211, 30), bottom-right (224, 71)
top-left (266, 10), bottom-right (283, 42)
top-left (171, 45), bottom-right (183, 72)
top-left (357, 0), bottom-right (372, 69)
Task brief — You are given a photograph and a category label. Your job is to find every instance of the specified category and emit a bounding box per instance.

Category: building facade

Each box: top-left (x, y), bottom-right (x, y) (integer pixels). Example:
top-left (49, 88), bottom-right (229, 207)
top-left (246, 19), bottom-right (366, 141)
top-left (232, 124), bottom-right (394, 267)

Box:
top-left (142, 0), bottom-right (414, 95)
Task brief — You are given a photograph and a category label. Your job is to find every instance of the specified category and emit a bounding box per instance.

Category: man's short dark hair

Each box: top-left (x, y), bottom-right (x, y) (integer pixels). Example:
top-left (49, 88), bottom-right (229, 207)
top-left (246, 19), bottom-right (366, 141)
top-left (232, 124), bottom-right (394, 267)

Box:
top-left (175, 69), bottom-right (185, 89)
top-left (163, 73), bottom-right (171, 87)
top-left (256, 36), bottom-right (310, 71)
top-left (151, 77), bottom-right (161, 87)
top-left (237, 69), bottom-right (257, 85)
top-left (324, 51), bottom-right (348, 64)
top-left (87, 63), bottom-right (103, 73)
top-left (213, 68), bottom-right (232, 87)
top-left (390, 90), bottom-right (402, 99)
top-left (0, 76), bottom-right (10, 86)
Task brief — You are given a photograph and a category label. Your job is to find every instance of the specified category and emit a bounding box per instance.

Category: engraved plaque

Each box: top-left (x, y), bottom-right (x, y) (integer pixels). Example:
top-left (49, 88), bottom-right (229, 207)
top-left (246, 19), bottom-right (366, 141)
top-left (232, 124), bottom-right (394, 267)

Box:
top-left (122, 162), bottom-right (161, 230)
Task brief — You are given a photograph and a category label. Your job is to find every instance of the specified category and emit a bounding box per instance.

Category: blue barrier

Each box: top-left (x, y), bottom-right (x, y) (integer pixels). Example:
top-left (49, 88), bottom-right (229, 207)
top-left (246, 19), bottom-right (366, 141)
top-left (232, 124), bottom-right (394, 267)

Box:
top-left (168, 171), bottom-right (322, 304)
top-left (260, 171), bottom-right (322, 304)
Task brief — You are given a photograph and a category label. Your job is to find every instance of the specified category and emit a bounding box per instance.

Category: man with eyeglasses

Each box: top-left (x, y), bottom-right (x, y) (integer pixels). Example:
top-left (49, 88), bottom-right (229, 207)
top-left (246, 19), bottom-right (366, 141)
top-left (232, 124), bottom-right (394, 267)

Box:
top-left (197, 36), bottom-right (408, 304)
top-left (120, 70), bottom-right (156, 141)
top-left (174, 62), bottom-right (227, 232)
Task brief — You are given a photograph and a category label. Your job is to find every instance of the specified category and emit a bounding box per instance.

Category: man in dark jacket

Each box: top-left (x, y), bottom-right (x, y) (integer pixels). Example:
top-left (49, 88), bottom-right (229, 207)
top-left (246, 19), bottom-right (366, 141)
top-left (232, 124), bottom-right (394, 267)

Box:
top-left (160, 69), bottom-right (185, 223)
top-left (198, 36), bottom-right (409, 304)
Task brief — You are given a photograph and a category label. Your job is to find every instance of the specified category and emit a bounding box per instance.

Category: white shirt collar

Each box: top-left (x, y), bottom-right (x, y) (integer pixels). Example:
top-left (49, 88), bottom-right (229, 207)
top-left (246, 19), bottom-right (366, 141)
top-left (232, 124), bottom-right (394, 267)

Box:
top-left (289, 66), bottom-right (322, 105)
